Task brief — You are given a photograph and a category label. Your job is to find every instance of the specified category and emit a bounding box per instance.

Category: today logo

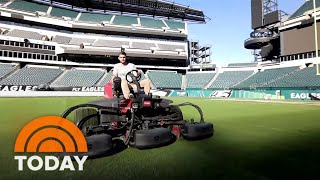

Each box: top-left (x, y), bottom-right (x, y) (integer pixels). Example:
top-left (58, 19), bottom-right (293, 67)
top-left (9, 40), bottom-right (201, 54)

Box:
top-left (14, 116), bottom-right (88, 171)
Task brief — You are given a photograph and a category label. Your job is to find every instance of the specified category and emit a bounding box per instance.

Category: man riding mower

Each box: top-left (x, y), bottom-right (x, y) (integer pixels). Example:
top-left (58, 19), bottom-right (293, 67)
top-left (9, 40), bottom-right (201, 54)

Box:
top-left (60, 70), bottom-right (214, 158)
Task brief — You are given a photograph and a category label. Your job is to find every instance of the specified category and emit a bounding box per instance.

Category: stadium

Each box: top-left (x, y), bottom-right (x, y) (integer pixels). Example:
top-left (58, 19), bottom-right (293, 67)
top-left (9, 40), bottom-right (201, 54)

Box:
top-left (0, 0), bottom-right (320, 179)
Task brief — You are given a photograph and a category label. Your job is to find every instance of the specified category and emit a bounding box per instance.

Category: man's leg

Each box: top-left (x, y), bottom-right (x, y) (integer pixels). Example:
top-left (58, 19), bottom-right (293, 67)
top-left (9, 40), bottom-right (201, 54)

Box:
top-left (139, 79), bottom-right (151, 94)
top-left (121, 79), bottom-right (130, 99)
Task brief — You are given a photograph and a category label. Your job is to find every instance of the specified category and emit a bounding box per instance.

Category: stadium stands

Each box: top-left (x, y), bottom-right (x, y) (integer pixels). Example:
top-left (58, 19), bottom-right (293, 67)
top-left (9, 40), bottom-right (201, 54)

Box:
top-left (50, 7), bottom-right (78, 20)
top-left (50, 68), bottom-right (105, 87)
top-left (79, 13), bottom-right (113, 23)
top-left (92, 39), bottom-right (130, 48)
top-left (140, 18), bottom-right (166, 29)
top-left (0, 65), bottom-right (63, 86)
top-left (2, 0), bottom-right (186, 33)
top-left (0, 0), bottom-right (10, 4)
top-left (68, 38), bottom-right (95, 45)
top-left (53, 35), bottom-right (72, 44)
top-left (113, 15), bottom-right (138, 26)
top-left (95, 71), bottom-right (113, 87)
top-left (267, 66), bottom-right (320, 88)
top-left (186, 73), bottom-right (215, 89)
top-left (164, 20), bottom-right (185, 30)
top-left (4, 29), bottom-right (44, 40)
top-left (234, 67), bottom-right (299, 89)
top-left (147, 70), bottom-right (182, 89)
top-left (131, 42), bottom-right (156, 50)
top-left (0, 63), bottom-right (17, 79)
top-left (289, 0), bottom-right (320, 20)
top-left (7, 0), bottom-right (49, 13)
top-left (157, 44), bottom-right (185, 51)
top-left (209, 71), bottom-right (254, 89)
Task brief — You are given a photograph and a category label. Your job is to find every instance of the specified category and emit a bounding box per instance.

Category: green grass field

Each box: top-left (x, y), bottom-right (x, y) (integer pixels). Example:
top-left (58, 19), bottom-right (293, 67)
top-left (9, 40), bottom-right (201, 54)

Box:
top-left (0, 97), bottom-right (320, 180)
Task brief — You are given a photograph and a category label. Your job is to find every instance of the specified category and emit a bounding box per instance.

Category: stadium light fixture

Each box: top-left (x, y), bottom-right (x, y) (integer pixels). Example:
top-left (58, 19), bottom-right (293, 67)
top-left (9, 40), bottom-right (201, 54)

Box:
top-left (313, 0), bottom-right (320, 75)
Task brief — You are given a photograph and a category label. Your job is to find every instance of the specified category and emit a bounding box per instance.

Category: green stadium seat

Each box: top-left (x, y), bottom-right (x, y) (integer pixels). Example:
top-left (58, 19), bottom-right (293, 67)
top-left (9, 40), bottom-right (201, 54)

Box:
top-left (0, 0), bottom-right (10, 4)
top-left (164, 20), bottom-right (185, 30)
top-left (210, 71), bottom-right (254, 89)
top-left (147, 71), bottom-right (182, 89)
top-left (140, 17), bottom-right (166, 28)
top-left (0, 66), bottom-right (63, 86)
top-left (186, 73), bottom-right (215, 89)
top-left (7, 0), bottom-right (49, 13)
top-left (289, 0), bottom-right (320, 20)
top-left (95, 71), bottom-right (113, 87)
top-left (50, 7), bottom-right (78, 20)
top-left (51, 68), bottom-right (105, 87)
top-left (113, 15), bottom-right (137, 26)
top-left (79, 13), bottom-right (113, 23)
top-left (267, 66), bottom-right (320, 88)
top-left (234, 67), bottom-right (298, 89)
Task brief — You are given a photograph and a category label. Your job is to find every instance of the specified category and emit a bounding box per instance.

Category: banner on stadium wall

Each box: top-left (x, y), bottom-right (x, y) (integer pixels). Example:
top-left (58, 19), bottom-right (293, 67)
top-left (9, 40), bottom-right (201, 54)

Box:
top-left (154, 89), bottom-right (320, 100)
top-left (282, 90), bottom-right (320, 100)
top-left (230, 89), bottom-right (320, 100)
top-left (209, 90), bottom-right (232, 98)
top-left (50, 87), bottom-right (174, 96)
top-left (0, 85), bottom-right (37, 92)
top-left (167, 90), bottom-right (224, 97)
top-left (50, 87), bottom-right (105, 92)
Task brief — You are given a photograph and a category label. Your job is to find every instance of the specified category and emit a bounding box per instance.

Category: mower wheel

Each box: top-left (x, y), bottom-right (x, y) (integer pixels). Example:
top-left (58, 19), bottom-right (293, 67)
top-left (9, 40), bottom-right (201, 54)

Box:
top-left (57, 133), bottom-right (113, 159)
top-left (181, 122), bottom-right (214, 140)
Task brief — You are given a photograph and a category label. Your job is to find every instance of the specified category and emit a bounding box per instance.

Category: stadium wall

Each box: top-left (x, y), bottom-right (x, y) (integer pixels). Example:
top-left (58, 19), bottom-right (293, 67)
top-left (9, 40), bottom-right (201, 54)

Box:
top-left (0, 85), bottom-right (319, 100)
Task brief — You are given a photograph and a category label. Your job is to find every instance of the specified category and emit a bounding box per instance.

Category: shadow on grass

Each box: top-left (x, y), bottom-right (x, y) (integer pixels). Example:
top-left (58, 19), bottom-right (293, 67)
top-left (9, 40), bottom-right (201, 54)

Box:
top-left (165, 129), bottom-right (320, 180)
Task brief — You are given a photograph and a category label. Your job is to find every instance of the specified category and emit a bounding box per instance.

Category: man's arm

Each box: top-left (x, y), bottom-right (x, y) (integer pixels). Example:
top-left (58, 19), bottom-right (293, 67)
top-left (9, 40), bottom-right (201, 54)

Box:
top-left (111, 65), bottom-right (118, 83)
top-left (111, 74), bottom-right (116, 82)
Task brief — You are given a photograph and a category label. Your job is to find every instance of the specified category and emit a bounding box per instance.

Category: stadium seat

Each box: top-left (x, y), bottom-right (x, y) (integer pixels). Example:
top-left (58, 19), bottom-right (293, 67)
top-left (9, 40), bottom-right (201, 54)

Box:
top-left (7, 0), bottom-right (49, 13)
top-left (164, 20), bottom-right (185, 30)
top-left (4, 29), bottom-right (43, 40)
top-left (92, 39), bottom-right (130, 48)
top-left (50, 7), bottom-right (78, 20)
top-left (288, 0), bottom-right (320, 20)
top-left (234, 67), bottom-right (298, 89)
top-left (53, 35), bottom-right (72, 44)
top-left (267, 66), bottom-right (320, 88)
top-left (113, 15), bottom-right (138, 26)
top-left (95, 71), bottom-right (113, 87)
top-left (50, 68), bottom-right (105, 87)
top-left (210, 71), bottom-right (254, 89)
top-left (186, 73), bottom-right (215, 89)
top-left (131, 42), bottom-right (157, 50)
top-left (140, 18), bottom-right (166, 29)
top-left (79, 13), bottom-right (113, 23)
top-left (0, 66), bottom-right (63, 86)
top-left (0, 63), bottom-right (17, 79)
top-left (68, 38), bottom-right (95, 46)
top-left (157, 44), bottom-right (185, 51)
top-left (147, 70), bottom-right (182, 89)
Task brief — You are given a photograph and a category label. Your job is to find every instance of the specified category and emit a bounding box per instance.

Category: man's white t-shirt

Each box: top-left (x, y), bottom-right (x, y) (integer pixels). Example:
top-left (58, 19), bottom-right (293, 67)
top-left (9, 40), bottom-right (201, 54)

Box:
top-left (113, 63), bottom-right (136, 80)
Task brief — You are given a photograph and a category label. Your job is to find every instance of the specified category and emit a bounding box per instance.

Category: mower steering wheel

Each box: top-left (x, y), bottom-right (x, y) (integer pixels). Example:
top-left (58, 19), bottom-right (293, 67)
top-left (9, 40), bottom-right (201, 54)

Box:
top-left (125, 70), bottom-right (141, 83)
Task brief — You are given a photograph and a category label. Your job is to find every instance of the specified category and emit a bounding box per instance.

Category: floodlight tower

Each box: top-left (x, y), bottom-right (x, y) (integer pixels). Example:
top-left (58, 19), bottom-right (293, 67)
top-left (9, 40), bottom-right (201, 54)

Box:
top-left (264, 0), bottom-right (278, 14)
top-left (245, 0), bottom-right (288, 62)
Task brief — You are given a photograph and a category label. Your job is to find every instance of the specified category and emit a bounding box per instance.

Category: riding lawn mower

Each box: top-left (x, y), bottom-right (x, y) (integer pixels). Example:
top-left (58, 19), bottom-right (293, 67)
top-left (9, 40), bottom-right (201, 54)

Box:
top-left (61, 70), bottom-right (214, 158)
